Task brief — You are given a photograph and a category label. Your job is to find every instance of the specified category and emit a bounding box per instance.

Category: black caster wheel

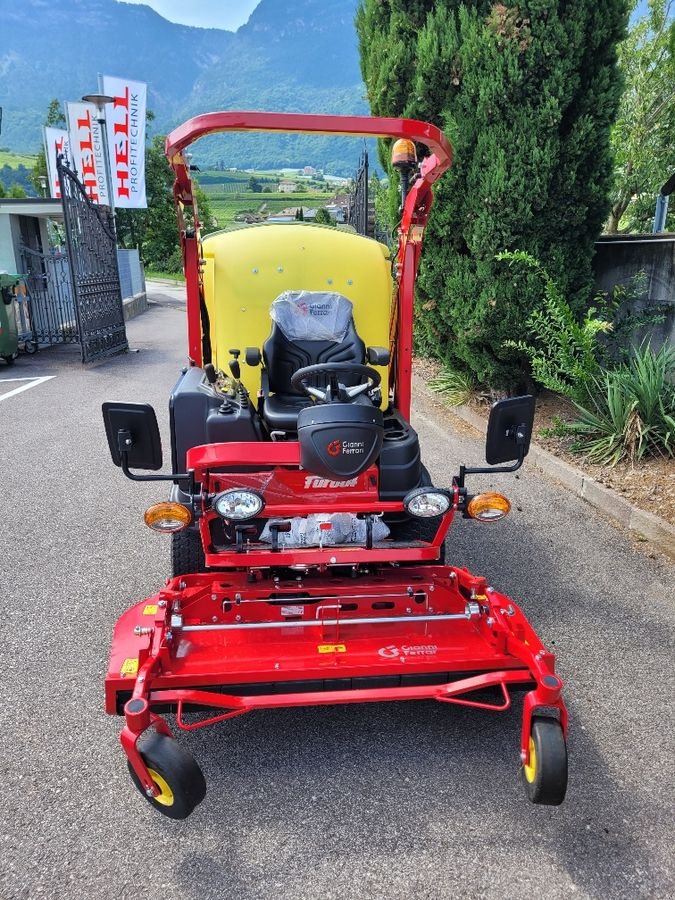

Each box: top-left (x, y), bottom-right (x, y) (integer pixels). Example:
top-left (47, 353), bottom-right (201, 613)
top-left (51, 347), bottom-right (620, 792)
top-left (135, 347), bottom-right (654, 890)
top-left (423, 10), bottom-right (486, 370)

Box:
top-left (128, 731), bottom-right (206, 819)
top-left (171, 528), bottom-right (206, 577)
top-left (522, 716), bottom-right (568, 805)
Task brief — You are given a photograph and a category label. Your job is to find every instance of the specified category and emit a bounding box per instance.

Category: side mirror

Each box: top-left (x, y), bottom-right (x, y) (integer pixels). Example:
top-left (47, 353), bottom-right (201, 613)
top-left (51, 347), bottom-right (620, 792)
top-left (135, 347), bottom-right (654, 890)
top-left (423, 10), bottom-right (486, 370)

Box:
top-left (485, 395), bottom-right (535, 464)
top-left (102, 402), bottom-right (162, 471)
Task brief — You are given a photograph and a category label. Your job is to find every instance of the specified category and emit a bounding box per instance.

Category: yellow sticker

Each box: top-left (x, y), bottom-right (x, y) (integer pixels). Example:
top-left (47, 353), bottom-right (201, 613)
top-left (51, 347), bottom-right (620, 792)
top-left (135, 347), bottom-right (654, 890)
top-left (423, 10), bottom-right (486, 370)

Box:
top-left (143, 604), bottom-right (158, 615)
top-left (318, 644), bottom-right (346, 654)
top-left (120, 658), bottom-right (139, 676)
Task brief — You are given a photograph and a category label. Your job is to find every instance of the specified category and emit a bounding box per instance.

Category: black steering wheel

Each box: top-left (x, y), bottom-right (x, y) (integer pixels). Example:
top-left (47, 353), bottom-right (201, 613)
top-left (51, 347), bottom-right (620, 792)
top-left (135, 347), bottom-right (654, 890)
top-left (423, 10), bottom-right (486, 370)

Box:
top-left (290, 363), bottom-right (381, 403)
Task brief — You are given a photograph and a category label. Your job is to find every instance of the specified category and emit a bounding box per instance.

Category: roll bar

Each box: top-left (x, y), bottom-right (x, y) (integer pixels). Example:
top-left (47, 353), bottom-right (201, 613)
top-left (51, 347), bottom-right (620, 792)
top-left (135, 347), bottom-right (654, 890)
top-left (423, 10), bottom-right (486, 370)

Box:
top-left (165, 110), bottom-right (452, 180)
top-left (165, 111), bottom-right (453, 418)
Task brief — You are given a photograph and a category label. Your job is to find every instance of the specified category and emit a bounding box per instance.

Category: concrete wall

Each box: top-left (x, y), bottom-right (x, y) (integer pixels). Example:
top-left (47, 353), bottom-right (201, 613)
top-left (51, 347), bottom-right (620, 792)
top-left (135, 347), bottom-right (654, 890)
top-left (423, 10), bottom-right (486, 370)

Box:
top-left (593, 234), bottom-right (675, 350)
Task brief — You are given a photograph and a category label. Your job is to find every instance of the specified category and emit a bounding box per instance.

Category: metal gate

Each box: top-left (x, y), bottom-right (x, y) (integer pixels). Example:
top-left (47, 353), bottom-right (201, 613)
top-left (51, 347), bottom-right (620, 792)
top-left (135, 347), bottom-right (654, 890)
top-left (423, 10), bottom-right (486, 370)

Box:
top-left (348, 150), bottom-right (370, 237)
top-left (20, 244), bottom-right (78, 345)
top-left (58, 157), bottom-right (128, 362)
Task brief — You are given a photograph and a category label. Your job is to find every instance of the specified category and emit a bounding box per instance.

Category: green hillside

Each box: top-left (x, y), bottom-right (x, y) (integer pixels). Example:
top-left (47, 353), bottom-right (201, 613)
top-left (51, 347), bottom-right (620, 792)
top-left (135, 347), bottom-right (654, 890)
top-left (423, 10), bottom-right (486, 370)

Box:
top-left (0, 150), bottom-right (38, 168)
top-left (209, 191), bottom-right (328, 227)
top-left (0, 0), bottom-right (365, 173)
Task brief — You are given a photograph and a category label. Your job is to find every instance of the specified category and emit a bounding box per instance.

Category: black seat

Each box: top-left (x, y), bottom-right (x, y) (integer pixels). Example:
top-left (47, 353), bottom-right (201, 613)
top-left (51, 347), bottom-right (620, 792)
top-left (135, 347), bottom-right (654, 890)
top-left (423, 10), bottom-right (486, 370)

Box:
top-left (262, 293), bottom-right (366, 431)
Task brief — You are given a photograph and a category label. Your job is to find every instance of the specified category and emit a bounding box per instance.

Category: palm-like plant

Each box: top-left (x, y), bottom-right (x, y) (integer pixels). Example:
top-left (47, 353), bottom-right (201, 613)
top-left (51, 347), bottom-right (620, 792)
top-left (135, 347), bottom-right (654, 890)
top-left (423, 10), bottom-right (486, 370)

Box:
top-left (569, 343), bottom-right (675, 465)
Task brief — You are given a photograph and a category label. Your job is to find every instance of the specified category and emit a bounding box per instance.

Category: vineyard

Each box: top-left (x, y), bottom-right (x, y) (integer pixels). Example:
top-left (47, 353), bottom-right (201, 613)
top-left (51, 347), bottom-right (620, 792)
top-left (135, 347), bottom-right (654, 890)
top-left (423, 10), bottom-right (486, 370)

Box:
top-left (207, 191), bottom-right (331, 227)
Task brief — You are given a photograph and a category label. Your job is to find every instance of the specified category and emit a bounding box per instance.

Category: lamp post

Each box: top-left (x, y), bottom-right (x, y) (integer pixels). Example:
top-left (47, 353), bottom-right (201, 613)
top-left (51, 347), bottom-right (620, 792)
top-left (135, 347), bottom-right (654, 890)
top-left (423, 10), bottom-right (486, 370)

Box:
top-left (81, 92), bottom-right (115, 211)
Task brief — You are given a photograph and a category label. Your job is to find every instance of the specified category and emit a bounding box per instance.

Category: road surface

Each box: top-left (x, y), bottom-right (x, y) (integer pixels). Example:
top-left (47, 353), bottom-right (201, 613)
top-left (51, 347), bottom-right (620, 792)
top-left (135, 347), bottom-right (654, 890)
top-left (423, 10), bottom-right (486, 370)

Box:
top-left (1, 284), bottom-right (673, 899)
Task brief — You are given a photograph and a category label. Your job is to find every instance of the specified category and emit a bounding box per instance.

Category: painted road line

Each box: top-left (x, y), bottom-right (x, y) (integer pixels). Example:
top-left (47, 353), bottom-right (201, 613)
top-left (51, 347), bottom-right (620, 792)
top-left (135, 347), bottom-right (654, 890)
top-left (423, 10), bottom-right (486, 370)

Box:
top-left (0, 376), bottom-right (56, 403)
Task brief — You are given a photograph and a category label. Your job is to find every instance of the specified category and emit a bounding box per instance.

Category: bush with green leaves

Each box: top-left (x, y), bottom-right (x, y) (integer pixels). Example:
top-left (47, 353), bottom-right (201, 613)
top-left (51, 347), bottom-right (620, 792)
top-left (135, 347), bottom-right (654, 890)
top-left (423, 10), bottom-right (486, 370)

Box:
top-left (498, 250), bottom-right (613, 402)
top-left (357, 0), bottom-right (627, 389)
top-left (569, 342), bottom-right (675, 465)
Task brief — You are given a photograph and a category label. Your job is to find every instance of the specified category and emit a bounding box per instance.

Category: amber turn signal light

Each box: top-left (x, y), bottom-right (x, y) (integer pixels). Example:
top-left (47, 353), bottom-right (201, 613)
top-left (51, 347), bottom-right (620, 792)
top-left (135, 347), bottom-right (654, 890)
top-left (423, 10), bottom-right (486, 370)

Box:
top-left (466, 492), bottom-right (511, 523)
top-left (143, 502), bottom-right (192, 533)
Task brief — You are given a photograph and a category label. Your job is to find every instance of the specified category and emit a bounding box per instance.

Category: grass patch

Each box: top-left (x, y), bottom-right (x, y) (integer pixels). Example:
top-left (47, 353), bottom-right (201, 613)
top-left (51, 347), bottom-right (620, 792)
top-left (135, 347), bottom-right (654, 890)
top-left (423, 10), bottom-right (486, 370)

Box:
top-left (145, 270), bottom-right (185, 283)
top-left (209, 191), bottom-right (328, 227)
top-left (428, 367), bottom-right (475, 406)
top-left (0, 150), bottom-right (38, 168)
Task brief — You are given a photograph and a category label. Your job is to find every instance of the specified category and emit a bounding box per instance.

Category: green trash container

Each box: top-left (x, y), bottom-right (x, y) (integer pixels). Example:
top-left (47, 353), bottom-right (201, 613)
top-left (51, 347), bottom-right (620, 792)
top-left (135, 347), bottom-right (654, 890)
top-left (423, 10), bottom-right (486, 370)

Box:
top-left (0, 273), bottom-right (21, 365)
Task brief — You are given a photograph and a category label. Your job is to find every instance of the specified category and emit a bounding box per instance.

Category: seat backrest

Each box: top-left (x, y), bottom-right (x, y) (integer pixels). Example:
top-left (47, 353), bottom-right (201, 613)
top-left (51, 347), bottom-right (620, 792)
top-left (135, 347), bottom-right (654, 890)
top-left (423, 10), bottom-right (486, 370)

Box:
top-left (263, 292), bottom-right (366, 395)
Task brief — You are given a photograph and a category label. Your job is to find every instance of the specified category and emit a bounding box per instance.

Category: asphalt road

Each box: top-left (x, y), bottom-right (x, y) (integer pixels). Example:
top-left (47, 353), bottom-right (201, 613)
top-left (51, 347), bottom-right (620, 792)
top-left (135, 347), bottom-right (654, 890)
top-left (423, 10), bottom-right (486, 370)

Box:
top-left (1, 283), bottom-right (673, 900)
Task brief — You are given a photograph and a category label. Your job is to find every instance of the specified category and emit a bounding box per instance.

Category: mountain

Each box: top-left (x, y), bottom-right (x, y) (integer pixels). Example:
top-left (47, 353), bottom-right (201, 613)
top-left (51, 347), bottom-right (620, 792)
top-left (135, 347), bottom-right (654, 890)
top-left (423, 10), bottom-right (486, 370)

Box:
top-left (0, 0), bottom-right (366, 173)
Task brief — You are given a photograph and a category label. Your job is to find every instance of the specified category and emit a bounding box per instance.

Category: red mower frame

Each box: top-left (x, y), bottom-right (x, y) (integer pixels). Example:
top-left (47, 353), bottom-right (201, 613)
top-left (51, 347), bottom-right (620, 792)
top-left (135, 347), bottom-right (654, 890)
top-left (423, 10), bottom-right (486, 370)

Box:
top-left (103, 111), bottom-right (568, 818)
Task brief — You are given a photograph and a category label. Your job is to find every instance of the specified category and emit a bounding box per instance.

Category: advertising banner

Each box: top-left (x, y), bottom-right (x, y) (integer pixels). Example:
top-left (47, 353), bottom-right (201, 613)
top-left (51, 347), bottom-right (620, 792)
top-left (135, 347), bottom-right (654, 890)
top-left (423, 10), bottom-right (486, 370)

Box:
top-left (66, 101), bottom-right (111, 206)
top-left (100, 75), bottom-right (148, 208)
top-left (43, 127), bottom-right (70, 199)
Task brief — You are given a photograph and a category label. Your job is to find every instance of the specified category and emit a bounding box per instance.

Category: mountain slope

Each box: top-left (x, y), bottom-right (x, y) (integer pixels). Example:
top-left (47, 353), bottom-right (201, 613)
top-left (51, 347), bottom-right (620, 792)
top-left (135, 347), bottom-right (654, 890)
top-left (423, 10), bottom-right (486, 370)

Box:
top-left (0, 0), bottom-right (365, 172)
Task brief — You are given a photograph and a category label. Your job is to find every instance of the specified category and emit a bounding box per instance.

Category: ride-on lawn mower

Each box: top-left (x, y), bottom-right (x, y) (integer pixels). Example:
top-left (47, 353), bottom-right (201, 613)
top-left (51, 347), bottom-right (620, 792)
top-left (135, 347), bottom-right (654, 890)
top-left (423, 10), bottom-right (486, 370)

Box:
top-left (102, 112), bottom-right (568, 818)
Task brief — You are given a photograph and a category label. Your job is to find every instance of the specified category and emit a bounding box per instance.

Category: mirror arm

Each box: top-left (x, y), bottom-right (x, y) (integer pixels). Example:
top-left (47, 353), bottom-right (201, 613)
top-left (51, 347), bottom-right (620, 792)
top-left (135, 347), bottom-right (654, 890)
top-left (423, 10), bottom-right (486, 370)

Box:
top-left (117, 430), bottom-right (194, 490)
top-left (456, 424), bottom-right (527, 489)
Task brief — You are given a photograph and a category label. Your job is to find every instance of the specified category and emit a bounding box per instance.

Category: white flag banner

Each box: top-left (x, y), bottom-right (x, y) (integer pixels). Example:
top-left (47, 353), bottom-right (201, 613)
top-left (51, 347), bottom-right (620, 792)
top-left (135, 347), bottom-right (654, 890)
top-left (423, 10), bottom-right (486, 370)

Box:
top-left (43, 127), bottom-right (70, 200)
top-left (100, 75), bottom-right (148, 208)
top-left (66, 101), bottom-right (111, 206)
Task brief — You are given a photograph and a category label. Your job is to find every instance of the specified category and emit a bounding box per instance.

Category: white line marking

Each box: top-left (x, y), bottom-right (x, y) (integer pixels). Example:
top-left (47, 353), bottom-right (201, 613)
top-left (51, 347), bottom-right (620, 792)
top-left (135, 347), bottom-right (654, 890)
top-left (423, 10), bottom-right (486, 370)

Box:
top-left (0, 376), bottom-right (55, 402)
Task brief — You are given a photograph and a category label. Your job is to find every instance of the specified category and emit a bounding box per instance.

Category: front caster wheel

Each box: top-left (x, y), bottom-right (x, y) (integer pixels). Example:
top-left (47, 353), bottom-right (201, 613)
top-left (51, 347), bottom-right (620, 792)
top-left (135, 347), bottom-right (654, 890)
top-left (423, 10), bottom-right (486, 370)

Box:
top-left (522, 717), bottom-right (568, 805)
top-left (128, 731), bottom-right (206, 819)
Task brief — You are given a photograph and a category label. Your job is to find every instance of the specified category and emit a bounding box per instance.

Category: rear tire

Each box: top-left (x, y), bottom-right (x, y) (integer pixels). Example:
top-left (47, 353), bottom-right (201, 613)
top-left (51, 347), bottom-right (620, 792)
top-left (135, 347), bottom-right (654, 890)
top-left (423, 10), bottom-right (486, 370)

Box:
top-left (2, 354), bottom-right (16, 365)
top-left (171, 528), bottom-right (206, 577)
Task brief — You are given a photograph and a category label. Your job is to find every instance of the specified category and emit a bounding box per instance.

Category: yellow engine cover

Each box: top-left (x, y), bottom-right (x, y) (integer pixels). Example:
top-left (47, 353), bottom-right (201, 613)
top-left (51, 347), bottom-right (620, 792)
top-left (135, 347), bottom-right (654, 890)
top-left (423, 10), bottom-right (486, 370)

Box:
top-left (201, 224), bottom-right (394, 397)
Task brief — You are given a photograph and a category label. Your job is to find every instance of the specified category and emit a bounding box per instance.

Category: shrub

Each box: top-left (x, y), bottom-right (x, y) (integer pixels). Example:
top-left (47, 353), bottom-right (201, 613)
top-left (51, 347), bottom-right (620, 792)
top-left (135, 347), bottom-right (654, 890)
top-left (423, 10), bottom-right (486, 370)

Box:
top-left (569, 342), bottom-right (675, 465)
top-left (498, 250), bottom-right (612, 402)
top-left (428, 367), bottom-right (475, 406)
top-left (357, 0), bottom-right (627, 389)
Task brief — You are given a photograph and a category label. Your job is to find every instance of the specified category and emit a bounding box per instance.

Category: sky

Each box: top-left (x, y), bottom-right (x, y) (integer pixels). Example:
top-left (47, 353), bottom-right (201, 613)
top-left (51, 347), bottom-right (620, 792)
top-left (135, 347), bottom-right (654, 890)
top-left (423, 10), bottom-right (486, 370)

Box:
top-left (121, 0), bottom-right (261, 31)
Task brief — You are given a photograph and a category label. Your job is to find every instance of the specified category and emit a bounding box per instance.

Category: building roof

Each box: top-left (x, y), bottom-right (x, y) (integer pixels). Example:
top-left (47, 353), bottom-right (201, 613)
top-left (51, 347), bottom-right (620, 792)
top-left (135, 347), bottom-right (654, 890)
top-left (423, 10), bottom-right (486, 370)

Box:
top-left (0, 198), bottom-right (63, 218)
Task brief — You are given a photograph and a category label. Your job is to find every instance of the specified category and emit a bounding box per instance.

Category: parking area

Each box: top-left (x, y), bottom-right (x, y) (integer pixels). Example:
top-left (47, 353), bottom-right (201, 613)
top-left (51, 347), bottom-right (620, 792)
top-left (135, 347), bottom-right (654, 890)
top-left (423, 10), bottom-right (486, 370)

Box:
top-left (1, 293), bottom-right (673, 900)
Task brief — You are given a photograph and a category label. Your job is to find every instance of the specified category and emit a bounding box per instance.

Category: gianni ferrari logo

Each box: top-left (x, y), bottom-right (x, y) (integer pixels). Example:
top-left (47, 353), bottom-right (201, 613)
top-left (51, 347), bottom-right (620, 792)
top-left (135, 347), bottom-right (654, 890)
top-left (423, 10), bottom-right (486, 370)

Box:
top-left (326, 439), bottom-right (366, 457)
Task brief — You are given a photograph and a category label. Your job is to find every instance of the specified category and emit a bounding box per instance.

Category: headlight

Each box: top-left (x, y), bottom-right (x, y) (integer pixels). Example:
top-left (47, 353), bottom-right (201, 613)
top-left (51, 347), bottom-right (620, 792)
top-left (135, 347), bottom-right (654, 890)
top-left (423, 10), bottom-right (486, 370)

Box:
top-left (403, 487), bottom-right (451, 518)
top-left (466, 492), bottom-right (511, 522)
top-left (213, 489), bottom-right (264, 521)
top-left (144, 502), bottom-right (192, 533)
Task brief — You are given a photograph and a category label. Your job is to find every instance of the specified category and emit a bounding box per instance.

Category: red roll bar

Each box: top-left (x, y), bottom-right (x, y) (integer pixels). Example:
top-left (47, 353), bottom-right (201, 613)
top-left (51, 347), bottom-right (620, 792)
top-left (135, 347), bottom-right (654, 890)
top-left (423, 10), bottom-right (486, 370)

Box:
top-left (165, 111), bottom-right (453, 417)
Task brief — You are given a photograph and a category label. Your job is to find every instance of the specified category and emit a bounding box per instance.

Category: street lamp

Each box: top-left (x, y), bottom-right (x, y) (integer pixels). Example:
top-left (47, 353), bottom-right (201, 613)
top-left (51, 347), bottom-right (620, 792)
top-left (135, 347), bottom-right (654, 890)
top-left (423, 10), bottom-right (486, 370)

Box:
top-left (81, 92), bottom-right (115, 210)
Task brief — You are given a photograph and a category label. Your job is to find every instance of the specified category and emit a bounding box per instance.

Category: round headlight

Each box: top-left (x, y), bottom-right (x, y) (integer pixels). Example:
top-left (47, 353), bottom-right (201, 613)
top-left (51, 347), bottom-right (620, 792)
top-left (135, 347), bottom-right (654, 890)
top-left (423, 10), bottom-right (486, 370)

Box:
top-left (466, 492), bottom-right (511, 522)
top-left (144, 502), bottom-right (192, 533)
top-left (403, 487), bottom-right (451, 518)
top-left (213, 489), bottom-right (264, 521)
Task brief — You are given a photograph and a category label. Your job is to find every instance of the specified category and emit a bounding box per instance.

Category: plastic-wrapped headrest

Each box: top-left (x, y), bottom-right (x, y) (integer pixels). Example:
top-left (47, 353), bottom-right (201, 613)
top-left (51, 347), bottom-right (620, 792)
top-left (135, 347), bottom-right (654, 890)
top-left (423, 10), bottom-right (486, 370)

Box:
top-left (270, 290), bottom-right (353, 342)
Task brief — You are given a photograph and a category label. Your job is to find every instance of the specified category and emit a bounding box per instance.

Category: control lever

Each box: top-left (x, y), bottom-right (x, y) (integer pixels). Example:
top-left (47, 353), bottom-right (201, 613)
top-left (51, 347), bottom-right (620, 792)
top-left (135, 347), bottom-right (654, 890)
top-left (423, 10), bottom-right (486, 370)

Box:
top-left (228, 348), bottom-right (241, 381)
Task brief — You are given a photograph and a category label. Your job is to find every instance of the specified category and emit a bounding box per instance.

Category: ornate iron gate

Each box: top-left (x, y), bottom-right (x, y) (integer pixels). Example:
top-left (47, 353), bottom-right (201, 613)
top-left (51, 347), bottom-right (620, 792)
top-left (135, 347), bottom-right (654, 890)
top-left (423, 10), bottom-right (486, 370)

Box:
top-left (20, 245), bottom-right (77, 345)
top-left (57, 157), bottom-right (128, 362)
top-left (349, 150), bottom-right (369, 237)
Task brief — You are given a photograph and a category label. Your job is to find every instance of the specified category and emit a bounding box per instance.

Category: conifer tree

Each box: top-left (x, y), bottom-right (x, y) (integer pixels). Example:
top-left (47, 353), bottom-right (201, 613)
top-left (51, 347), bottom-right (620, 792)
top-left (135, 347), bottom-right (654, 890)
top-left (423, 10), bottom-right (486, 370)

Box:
top-left (357, 1), bottom-right (627, 388)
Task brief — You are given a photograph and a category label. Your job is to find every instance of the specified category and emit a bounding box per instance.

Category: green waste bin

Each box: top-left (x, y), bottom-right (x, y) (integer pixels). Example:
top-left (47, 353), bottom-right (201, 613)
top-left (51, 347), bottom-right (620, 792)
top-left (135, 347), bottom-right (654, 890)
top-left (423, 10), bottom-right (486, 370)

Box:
top-left (0, 273), bottom-right (21, 365)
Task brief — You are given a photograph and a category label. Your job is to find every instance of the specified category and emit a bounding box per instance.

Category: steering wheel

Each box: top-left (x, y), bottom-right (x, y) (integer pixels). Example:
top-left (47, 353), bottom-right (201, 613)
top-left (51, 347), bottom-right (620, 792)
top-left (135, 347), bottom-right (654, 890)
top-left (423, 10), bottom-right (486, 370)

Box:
top-left (290, 363), bottom-right (381, 403)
